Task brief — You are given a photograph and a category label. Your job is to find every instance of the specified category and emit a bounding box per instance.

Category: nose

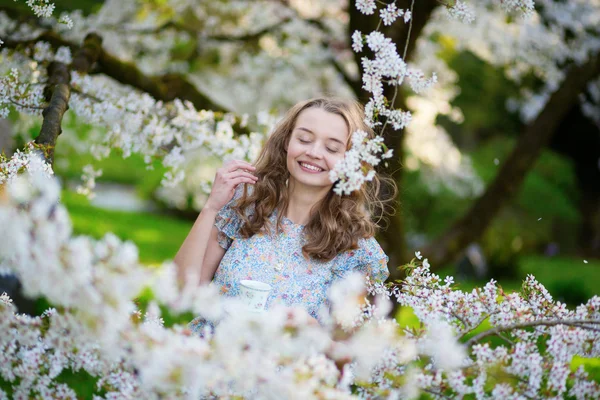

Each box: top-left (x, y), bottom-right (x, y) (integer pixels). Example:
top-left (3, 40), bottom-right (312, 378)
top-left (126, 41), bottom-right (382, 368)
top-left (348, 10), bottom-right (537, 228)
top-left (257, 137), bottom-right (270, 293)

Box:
top-left (305, 143), bottom-right (323, 159)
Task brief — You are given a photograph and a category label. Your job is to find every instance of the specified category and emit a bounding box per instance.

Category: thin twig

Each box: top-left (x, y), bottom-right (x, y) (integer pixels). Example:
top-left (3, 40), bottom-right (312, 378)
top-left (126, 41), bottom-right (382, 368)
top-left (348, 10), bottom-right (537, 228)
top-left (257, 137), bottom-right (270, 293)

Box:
top-left (6, 98), bottom-right (46, 110)
top-left (497, 332), bottom-right (515, 346)
top-left (465, 319), bottom-right (600, 347)
top-left (70, 87), bottom-right (103, 103)
top-left (447, 310), bottom-right (467, 327)
top-left (380, 0), bottom-right (415, 135)
top-left (459, 313), bottom-right (496, 341)
top-left (402, 0), bottom-right (416, 60)
top-left (208, 17), bottom-right (292, 42)
top-left (423, 388), bottom-right (453, 399)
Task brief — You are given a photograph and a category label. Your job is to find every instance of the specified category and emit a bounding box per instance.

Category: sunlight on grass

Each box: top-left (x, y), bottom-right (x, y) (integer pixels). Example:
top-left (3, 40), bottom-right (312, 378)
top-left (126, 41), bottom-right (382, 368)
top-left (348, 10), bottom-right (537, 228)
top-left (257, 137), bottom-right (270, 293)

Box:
top-left (61, 190), bottom-right (193, 265)
top-left (132, 228), bottom-right (164, 242)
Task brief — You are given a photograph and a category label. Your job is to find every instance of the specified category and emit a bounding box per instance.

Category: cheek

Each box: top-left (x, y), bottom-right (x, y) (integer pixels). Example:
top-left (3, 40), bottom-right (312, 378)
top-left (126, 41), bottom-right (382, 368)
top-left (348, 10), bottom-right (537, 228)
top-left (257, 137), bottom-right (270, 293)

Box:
top-left (286, 141), bottom-right (304, 160)
top-left (326, 153), bottom-right (345, 168)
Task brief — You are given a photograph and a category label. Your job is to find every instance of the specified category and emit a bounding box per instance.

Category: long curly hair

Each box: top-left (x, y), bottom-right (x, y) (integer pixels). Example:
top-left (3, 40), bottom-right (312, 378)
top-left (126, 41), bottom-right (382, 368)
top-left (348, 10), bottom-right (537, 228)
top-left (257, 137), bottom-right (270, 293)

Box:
top-left (233, 97), bottom-right (396, 262)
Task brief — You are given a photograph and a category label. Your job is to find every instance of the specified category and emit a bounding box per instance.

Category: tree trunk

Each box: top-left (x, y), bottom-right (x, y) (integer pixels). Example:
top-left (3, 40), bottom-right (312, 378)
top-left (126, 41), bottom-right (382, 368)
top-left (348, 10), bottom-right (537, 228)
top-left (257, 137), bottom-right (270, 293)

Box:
top-left (423, 52), bottom-right (600, 269)
top-left (549, 105), bottom-right (600, 257)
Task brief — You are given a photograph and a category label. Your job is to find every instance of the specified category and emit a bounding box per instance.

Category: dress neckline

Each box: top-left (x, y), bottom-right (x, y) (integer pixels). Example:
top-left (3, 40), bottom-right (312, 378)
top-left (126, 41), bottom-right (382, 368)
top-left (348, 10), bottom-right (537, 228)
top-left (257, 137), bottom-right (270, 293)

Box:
top-left (282, 215), bottom-right (305, 228)
top-left (274, 208), bottom-right (305, 228)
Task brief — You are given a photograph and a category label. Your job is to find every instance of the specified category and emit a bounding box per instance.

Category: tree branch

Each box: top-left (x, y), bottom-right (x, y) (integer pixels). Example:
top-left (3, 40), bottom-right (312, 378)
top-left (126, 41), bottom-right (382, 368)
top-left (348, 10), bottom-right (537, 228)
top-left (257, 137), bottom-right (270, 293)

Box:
top-left (465, 319), bottom-right (600, 347)
top-left (1, 30), bottom-right (227, 112)
top-left (32, 31), bottom-right (120, 165)
top-left (35, 62), bottom-right (70, 164)
top-left (207, 17), bottom-right (292, 42)
top-left (423, 51), bottom-right (600, 268)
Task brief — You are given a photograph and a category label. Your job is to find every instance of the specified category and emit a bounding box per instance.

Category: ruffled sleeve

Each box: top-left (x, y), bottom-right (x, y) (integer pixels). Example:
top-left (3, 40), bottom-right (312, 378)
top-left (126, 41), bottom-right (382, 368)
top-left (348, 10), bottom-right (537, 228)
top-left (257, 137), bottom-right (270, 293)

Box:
top-left (214, 185), bottom-right (248, 250)
top-left (353, 237), bottom-right (390, 283)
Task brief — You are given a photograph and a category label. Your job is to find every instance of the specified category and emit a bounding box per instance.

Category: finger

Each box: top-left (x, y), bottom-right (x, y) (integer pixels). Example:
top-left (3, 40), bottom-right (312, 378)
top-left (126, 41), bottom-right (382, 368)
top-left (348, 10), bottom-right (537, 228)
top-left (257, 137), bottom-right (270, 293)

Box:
top-left (226, 160), bottom-right (255, 171)
top-left (224, 171), bottom-right (258, 181)
top-left (230, 177), bottom-right (257, 187)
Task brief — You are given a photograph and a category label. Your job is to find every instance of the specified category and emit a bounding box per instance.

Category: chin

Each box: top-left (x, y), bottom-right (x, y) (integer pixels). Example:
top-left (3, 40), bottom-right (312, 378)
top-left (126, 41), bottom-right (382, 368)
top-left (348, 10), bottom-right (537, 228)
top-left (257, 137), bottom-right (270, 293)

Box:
top-left (293, 175), bottom-right (331, 190)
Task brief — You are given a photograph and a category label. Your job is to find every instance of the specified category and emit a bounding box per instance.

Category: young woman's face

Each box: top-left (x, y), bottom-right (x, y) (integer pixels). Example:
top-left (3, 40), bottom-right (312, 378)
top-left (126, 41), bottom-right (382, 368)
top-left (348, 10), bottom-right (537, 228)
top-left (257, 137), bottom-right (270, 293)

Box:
top-left (286, 107), bottom-right (349, 190)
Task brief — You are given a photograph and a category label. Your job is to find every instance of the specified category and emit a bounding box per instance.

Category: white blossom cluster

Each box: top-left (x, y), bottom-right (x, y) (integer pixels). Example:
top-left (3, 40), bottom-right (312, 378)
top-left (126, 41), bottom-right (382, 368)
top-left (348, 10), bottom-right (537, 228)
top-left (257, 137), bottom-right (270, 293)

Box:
top-left (500, 0), bottom-right (536, 17)
top-left (367, 253), bottom-right (600, 398)
top-left (446, 0), bottom-right (534, 24)
top-left (2, 1), bottom-right (600, 395)
top-left (0, 169), bottom-right (411, 398)
top-left (331, 2), bottom-right (435, 194)
top-left (24, 0), bottom-right (55, 18)
top-left (446, 1), bottom-right (476, 24)
top-left (1, 0), bottom-right (544, 201)
top-left (329, 130), bottom-right (393, 196)
top-left (380, 3), bottom-right (412, 26)
top-left (65, 71), bottom-right (267, 190)
top-left (76, 164), bottom-right (103, 199)
top-left (1, 167), bottom-right (599, 397)
top-left (0, 142), bottom-right (54, 185)
top-left (424, 0), bottom-right (599, 124)
top-left (0, 62), bottom-right (46, 119)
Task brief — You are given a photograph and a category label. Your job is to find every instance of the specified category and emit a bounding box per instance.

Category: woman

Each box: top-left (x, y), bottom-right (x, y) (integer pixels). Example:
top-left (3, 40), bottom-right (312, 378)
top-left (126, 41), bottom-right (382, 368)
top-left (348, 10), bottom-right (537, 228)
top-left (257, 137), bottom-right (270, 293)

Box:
top-left (174, 97), bottom-right (394, 329)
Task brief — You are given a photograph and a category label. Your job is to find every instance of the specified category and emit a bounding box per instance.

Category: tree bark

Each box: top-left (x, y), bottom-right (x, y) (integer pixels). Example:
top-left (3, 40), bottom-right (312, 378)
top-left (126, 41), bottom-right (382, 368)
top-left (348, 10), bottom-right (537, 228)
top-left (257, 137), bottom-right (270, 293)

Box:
top-left (35, 62), bottom-right (71, 164)
top-left (423, 51), bottom-right (600, 269)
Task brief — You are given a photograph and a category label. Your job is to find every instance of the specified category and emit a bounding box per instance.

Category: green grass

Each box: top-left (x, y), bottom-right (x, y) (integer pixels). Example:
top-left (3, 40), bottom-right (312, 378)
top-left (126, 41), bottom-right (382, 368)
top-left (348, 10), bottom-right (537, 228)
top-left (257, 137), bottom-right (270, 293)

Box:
top-left (55, 150), bottom-right (166, 186)
top-left (54, 150), bottom-right (167, 201)
top-left (61, 190), bottom-right (193, 265)
top-left (519, 255), bottom-right (600, 296)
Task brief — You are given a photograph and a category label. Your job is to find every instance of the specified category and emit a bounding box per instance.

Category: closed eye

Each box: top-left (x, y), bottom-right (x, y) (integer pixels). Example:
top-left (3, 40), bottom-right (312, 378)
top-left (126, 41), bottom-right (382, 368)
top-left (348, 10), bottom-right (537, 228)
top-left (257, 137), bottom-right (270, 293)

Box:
top-left (327, 148), bottom-right (339, 153)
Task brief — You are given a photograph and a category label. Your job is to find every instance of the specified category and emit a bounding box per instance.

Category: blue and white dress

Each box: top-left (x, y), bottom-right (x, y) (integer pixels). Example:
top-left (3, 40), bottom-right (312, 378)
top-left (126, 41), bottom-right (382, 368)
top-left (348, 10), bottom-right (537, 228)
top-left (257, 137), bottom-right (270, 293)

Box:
top-left (189, 187), bottom-right (389, 334)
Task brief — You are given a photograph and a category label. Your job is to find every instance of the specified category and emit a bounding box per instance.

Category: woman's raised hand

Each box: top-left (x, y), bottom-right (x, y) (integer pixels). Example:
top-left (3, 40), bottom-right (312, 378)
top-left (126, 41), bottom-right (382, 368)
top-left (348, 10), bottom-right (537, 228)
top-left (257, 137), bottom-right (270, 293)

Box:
top-left (204, 160), bottom-right (258, 212)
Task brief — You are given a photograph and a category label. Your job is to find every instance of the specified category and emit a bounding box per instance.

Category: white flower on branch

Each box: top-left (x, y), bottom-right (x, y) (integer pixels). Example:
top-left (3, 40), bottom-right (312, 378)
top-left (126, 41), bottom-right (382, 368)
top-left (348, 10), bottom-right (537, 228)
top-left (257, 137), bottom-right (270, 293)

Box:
top-left (0, 143), bottom-right (54, 185)
top-left (329, 130), bottom-right (390, 195)
top-left (351, 30), bottom-right (363, 53)
top-left (1, 171), bottom-right (600, 397)
top-left (501, 0), bottom-right (536, 17)
top-left (356, 0), bottom-right (376, 15)
top-left (58, 13), bottom-right (74, 29)
top-left (380, 4), bottom-right (406, 26)
top-left (446, 1), bottom-right (476, 24)
top-left (25, 0), bottom-right (55, 18)
top-left (76, 164), bottom-right (102, 199)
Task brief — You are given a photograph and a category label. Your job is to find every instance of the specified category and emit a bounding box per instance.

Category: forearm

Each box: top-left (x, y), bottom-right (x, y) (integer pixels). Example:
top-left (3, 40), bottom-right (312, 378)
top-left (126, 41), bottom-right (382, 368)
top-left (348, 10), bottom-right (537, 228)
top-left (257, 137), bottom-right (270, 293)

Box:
top-left (174, 206), bottom-right (219, 285)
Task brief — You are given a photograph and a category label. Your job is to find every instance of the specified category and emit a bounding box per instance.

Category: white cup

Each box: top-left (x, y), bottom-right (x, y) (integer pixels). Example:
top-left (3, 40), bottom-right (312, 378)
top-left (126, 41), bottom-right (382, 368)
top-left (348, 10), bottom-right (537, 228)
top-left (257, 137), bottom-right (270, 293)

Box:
top-left (239, 280), bottom-right (272, 312)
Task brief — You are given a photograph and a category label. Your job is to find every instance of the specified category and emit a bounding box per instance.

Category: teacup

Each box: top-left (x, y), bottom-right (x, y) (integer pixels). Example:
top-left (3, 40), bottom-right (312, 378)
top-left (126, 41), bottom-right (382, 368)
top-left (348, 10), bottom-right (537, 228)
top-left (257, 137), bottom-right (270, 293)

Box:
top-left (239, 280), bottom-right (272, 312)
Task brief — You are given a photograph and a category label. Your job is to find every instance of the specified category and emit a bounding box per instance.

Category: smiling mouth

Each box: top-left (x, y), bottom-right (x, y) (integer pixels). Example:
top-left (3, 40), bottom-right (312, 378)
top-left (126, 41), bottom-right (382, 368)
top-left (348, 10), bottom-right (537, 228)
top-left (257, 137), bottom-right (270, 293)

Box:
top-left (298, 161), bottom-right (325, 173)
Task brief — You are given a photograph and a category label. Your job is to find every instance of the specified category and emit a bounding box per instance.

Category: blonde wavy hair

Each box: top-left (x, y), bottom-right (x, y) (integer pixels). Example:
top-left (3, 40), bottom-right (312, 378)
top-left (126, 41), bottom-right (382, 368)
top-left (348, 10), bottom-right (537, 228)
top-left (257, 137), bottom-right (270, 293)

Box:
top-left (233, 97), bottom-right (397, 262)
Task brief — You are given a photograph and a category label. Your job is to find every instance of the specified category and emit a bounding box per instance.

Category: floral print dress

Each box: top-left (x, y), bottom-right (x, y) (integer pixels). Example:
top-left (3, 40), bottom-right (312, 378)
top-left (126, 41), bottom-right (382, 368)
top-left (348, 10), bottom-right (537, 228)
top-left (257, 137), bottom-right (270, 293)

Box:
top-left (189, 187), bottom-right (389, 334)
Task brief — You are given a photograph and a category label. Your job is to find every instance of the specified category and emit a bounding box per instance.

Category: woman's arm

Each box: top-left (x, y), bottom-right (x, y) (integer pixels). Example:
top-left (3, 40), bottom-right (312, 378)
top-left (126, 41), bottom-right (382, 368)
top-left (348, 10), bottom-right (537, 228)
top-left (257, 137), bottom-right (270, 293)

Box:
top-left (174, 207), bottom-right (222, 285)
top-left (174, 160), bottom-right (258, 286)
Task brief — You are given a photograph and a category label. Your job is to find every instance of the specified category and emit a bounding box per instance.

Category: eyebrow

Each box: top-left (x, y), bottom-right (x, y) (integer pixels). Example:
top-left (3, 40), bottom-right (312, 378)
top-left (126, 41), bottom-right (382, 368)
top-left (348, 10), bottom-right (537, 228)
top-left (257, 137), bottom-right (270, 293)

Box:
top-left (296, 127), bottom-right (345, 146)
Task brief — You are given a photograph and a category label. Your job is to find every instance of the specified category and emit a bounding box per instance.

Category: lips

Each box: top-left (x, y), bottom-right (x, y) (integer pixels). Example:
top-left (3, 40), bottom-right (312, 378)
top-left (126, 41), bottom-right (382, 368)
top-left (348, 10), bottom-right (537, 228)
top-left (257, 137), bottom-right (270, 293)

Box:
top-left (298, 161), bottom-right (325, 172)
